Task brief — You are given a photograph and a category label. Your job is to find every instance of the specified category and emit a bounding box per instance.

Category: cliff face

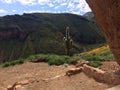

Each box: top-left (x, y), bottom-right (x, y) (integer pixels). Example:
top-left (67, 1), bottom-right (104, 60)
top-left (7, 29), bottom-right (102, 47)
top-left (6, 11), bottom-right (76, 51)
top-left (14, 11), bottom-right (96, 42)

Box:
top-left (0, 28), bottom-right (20, 40)
top-left (86, 0), bottom-right (120, 65)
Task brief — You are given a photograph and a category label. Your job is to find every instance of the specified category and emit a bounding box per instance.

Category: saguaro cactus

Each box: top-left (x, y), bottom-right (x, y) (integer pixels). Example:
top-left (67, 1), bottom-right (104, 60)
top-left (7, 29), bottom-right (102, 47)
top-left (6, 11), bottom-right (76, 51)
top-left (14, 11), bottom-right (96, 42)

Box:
top-left (63, 27), bottom-right (73, 56)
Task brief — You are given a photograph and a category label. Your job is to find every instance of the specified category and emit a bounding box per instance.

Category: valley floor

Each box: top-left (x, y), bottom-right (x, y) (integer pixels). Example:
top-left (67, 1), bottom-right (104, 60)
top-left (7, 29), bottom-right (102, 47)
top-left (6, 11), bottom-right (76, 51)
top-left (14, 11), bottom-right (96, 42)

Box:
top-left (0, 61), bottom-right (118, 90)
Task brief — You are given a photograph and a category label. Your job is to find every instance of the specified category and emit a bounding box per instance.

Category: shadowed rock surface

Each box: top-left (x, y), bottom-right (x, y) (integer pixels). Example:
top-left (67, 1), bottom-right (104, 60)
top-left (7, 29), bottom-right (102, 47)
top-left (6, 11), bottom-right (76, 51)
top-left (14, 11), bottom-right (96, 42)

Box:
top-left (86, 0), bottom-right (120, 65)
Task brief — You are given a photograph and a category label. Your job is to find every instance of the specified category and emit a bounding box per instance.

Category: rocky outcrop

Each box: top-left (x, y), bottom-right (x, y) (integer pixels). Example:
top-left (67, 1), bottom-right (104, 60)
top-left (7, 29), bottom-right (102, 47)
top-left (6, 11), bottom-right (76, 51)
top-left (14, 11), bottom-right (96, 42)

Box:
top-left (0, 27), bottom-right (20, 40)
top-left (0, 27), bottom-right (27, 41)
top-left (83, 64), bottom-right (120, 85)
top-left (86, 0), bottom-right (120, 65)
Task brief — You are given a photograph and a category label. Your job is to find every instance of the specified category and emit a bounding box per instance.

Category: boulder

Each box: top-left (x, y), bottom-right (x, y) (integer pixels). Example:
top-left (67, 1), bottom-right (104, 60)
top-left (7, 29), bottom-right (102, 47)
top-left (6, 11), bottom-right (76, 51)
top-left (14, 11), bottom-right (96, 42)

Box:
top-left (83, 64), bottom-right (105, 82)
top-left (83, 64), bottom-right (120, 85)
top-left (66, 67), bottom-right (82, 76)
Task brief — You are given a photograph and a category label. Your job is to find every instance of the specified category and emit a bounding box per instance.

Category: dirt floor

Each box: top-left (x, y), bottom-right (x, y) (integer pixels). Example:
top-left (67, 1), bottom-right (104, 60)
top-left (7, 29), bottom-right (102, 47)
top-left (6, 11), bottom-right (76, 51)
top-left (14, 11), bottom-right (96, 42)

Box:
top-left (99, 61), bottom-right (120, 72)
top-left (0, 61), bottom-right (119, 90)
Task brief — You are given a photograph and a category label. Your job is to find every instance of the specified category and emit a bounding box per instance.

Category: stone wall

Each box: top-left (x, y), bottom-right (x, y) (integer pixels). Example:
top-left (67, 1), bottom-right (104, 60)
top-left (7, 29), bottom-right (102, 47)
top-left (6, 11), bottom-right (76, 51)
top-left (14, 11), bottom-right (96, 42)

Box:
top-left (83, 64), bottom-right (120, 85)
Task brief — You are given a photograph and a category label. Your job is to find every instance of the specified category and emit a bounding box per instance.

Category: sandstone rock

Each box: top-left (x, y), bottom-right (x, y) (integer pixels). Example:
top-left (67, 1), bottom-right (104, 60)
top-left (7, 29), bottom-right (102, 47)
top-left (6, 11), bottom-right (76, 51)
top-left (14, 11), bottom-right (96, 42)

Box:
top-left (19, 80), bottom-right (29, 85)
top-left (105, 85), bottom-right (120, 90)
top-left (7, 82), bottom-right (18, 90)
top-left (7, 80), bottom-right (28, 90)
top-left (83, 64), bottom-right (120, 85)
top-left (86, 0), bottom-right (120, 65)
top-left (83, 64), bottom-right (105, 82)
top-left (7, 85), bottom-right (12, 90)
top-left (15, 85), bottom-right (26, 90)
top-left (66, 67), bottom-right (82, 76)
top-left (103, 72), bottom-right (120, 85)
top-left (70, 59), bottom-right (89, 67)
top-left (15, 85), bottom-right (23, 90)
top-left (76, 60), bottom-right (89, 67)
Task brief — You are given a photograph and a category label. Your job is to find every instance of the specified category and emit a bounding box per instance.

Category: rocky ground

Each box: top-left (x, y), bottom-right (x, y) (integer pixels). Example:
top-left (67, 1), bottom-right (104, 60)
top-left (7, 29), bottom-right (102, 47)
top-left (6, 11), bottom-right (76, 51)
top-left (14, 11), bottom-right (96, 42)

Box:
top-left (0, 61), bottom-right (119, 90)
top-left (99, 61), bottom-right (120, 72)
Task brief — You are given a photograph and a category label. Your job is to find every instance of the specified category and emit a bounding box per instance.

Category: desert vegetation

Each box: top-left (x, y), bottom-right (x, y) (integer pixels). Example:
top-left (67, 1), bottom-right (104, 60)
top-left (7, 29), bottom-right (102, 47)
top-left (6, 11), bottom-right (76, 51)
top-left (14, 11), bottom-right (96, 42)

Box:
top-left (0, 44), bottom-right (114, 68)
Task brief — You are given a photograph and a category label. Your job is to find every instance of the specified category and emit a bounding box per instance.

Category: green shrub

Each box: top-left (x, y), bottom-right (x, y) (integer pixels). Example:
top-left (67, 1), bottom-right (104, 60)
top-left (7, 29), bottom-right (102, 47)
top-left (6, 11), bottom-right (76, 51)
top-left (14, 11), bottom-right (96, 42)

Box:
top-left (83, 55), bottom-right (105, 61)
top-left (17, 59), bottom-right (24, 64)
top-left (81, 51), bottom-right (114, 67)
top-left (47, 55), bottom-right (69, 65)
top-left (10, 61), bottom-right (16, 66)
top-left (27, 55), bottom-right (36, 61)
top-left (1, 59), bottom-right (24, 68)
top-left (1, 50), bottom-right (113, 68)
top-left (90, 61), bottom-right (102, 68)
top-left (27, 54), bottom-right (79, 65)
top-left (10, 59), bottom-right (24, 66)
top-left (2, 62), bottom-right (10, 67)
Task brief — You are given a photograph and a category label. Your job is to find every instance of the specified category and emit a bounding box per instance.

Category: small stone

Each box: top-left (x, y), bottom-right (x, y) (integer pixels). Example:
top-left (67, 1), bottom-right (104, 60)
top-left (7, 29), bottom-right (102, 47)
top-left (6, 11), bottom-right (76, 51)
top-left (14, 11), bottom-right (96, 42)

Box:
top-left (19, 80), bottom-right (29, 85)
top-left (64, 64), bottom-right (69, 67)
top-left (15, 85), bottom-right (25, 90)
top-left (7, 85), bottom-right (12, 90)
top-left (66, 67), bottom-right (82, 76)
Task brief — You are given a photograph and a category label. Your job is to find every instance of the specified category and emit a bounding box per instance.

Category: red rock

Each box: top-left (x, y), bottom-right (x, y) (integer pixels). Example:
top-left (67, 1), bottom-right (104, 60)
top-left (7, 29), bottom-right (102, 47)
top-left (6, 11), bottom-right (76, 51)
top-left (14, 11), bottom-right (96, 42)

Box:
top-left (7, 85), bottom-right (12, 90)
top-left (66, 67), bottom-right (82, 76)
top-left (83, 64), bottom-right (120, 85)
top-left (86, 0), bottom-right (120, 65)
top-left (83, 64), bottom-right (105, 81)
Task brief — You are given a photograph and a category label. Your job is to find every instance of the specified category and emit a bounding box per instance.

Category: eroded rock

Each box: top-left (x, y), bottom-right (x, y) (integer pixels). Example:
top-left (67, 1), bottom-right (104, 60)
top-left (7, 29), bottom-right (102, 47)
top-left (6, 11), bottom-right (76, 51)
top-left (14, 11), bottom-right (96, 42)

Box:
top-left (105, 85), bottom-right (120, 90)
top-left (83, 64), bottom-right (105, 82)
top-left (83, 64), bottom-right (120, 85)
top-left (7, 80), bottom-right (29, 90)
top-left (66, 67), bottom-right (82, 76)
top-left (86, 0), bottom-right (120, 65)
top-left (70, 59), bottom-right (90, 67)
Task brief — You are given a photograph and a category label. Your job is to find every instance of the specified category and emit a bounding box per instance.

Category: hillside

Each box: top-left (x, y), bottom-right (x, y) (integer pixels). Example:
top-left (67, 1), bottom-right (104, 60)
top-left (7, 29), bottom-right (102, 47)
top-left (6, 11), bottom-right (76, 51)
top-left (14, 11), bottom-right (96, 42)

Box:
top-left (0, 13), bottom-right (105, 62)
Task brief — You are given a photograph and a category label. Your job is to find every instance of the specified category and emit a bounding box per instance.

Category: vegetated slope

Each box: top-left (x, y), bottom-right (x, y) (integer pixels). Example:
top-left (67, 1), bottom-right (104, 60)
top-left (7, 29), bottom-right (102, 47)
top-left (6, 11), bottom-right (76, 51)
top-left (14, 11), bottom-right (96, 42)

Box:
top-left (0, 13), bottom-right (105, 62)
top-left (75, 45), bottom-right (114, 67)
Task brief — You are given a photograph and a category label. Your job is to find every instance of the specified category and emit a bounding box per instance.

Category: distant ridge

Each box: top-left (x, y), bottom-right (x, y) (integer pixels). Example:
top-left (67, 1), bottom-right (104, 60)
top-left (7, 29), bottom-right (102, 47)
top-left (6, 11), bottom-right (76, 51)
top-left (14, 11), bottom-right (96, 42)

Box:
top-left (83, 12), bottom-right (94, 18)
top-left (0, 13), bottom-right (105, 62)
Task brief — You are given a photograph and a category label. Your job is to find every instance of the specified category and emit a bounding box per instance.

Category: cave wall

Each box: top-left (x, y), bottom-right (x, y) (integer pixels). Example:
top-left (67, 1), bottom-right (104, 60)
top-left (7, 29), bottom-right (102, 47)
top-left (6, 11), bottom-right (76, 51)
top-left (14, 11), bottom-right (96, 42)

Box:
top-left (86, 0), bottom-right (120, 65)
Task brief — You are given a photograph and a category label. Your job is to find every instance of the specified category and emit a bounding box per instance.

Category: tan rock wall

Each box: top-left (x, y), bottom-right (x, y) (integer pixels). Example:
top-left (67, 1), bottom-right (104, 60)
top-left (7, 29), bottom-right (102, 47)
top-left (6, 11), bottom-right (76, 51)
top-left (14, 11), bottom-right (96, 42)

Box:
top-left (83, 64), bottom-right (120, 85)
top-left (86, 0), bottom-right (120, 65)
